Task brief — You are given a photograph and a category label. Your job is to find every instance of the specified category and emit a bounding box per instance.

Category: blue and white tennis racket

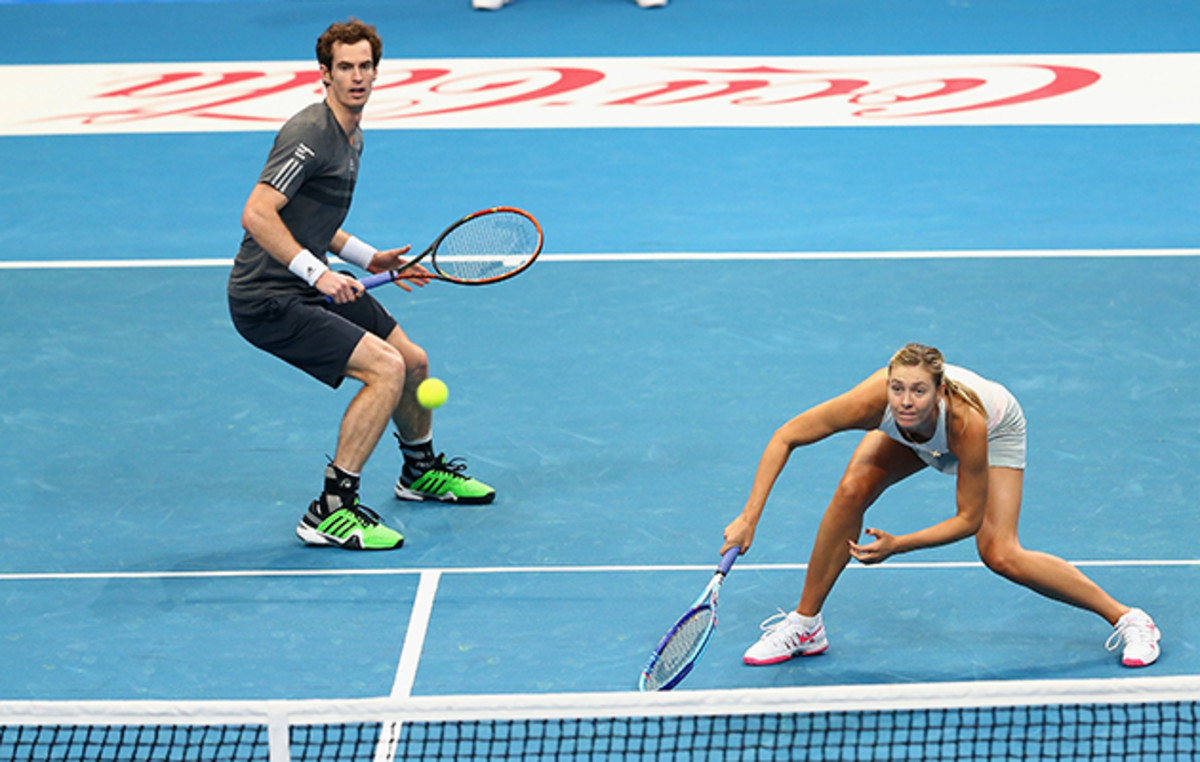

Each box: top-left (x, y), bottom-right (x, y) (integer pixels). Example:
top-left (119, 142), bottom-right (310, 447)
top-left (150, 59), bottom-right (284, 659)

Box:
top-left (638, 547), bottom-right (740, 692)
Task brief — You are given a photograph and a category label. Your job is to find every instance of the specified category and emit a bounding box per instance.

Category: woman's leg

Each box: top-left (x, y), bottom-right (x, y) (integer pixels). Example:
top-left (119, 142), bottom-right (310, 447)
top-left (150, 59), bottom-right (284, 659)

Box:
top-left (797, 431), bottom-right (926, 616)
top-left (975, 467), bottom-right (1128, 625)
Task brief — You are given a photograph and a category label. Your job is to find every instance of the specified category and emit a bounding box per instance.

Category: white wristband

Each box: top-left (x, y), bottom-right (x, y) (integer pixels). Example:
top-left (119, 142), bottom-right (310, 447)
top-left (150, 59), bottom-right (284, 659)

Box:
top-left (287, 248), bottom-right (329, 287)
top-left (338, 235), bottom-right (377, 269)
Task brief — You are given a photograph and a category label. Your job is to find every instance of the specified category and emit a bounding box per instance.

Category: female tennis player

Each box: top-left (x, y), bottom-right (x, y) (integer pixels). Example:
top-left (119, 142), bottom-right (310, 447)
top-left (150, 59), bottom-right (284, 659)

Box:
top-left (721, 343), bottom-right (1161, 668)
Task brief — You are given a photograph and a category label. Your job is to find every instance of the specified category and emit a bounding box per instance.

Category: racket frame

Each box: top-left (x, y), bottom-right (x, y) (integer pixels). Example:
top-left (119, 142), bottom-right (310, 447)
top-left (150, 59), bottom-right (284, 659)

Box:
top-left (358, 206), bottom-right (542, 289)
top-left (638, 547), bottom-right (740, 692)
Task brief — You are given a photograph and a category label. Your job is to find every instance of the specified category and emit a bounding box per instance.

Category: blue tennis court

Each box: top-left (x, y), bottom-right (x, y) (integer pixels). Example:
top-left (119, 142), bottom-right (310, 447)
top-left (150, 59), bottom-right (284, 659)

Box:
top-left (0, 0), bottom-right (1197, 743)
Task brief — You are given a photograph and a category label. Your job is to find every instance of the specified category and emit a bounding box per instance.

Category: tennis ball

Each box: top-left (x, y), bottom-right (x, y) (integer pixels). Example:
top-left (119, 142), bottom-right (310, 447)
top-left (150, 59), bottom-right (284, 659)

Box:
top-left (417, 377), bottom-right (449, 409)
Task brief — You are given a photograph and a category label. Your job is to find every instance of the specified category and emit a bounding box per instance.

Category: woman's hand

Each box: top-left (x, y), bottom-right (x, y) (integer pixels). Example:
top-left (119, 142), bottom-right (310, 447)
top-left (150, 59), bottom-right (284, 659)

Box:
top-left (848, 527), bottom-right (900, 565)
top-left (721, 514), bottom-right (757, 556)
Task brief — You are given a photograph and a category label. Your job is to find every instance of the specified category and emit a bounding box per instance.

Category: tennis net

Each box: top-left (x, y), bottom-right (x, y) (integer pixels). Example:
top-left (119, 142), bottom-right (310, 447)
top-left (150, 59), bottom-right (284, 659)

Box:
top-left (1, 676), bottom-right (1196, 761)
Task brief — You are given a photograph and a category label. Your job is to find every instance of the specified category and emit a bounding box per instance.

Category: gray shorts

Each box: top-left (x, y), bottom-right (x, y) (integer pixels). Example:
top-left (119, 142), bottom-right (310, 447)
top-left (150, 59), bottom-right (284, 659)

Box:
top-left (985, 394), bottom-right (1027, 470)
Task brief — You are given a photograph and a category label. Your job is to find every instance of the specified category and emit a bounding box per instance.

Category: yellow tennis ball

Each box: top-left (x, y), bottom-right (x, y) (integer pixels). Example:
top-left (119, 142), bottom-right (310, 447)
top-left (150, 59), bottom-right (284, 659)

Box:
top-left (417, 377), bottom-right (449, 409)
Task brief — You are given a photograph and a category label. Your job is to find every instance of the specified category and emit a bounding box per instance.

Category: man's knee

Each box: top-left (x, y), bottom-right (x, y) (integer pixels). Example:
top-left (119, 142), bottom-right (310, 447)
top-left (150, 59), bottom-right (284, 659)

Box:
top-left (384, 329), bottom-right (428, 382)
top-left (351, 337), bottom-right (407, 393)
top-left (404, 344), bottom-right (428, 380)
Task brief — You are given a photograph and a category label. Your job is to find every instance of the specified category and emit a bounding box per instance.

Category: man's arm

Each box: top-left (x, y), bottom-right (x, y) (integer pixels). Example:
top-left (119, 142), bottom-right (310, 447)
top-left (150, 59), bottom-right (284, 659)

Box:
top-left (240, 183), bottom-right (363, 303)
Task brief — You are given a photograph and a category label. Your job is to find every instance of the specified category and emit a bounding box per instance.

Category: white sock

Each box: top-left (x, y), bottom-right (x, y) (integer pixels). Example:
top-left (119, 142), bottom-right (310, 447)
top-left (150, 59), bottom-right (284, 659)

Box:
top-left (789, 611), bottom-right (821, 627)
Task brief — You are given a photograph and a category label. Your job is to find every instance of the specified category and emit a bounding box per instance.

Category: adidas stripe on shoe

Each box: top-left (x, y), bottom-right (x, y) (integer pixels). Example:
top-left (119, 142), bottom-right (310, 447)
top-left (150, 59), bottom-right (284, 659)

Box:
top-left (296, 502), bottom-right (404, 550)
top-left (395, 454), bottom-right (495, 504)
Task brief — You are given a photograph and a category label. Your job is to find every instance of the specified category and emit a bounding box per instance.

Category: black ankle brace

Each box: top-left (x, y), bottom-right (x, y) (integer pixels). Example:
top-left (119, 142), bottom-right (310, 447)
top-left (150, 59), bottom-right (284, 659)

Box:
top-left (321, 463), bottom-right (360, 508)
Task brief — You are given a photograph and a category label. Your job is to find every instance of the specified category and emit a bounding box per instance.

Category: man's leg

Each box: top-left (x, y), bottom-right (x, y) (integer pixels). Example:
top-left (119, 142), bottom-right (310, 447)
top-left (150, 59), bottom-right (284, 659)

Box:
top-left (378, 325), bottom-right (497, 505)
top-left (297, 332), bottom-right (407, 551)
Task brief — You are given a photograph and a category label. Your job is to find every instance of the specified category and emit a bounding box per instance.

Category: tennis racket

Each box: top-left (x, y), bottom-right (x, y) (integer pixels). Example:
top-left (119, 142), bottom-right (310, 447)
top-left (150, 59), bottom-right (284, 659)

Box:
top-left (360, 206), bottom-right (542, 288)
top-left (638, 547), bottom-right (740, 692)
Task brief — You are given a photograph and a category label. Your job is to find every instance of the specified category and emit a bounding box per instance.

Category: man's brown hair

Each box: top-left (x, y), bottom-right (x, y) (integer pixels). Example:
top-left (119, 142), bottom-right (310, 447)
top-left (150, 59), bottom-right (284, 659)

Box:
top-left (316, 18), bottom-right (382, 70)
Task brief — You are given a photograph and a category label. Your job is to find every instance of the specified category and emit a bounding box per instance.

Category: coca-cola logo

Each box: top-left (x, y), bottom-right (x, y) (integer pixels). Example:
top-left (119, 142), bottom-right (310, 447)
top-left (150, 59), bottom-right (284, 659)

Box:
top-left (4, 54), bottom-right (1192, 135)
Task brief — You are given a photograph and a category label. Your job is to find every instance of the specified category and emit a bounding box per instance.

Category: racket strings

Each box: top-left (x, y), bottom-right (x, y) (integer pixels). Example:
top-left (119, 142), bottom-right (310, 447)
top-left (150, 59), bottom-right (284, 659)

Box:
top-left (644, 607), bottom-right (715, 691)
top-left (435, 211), bottom-right (540, 283)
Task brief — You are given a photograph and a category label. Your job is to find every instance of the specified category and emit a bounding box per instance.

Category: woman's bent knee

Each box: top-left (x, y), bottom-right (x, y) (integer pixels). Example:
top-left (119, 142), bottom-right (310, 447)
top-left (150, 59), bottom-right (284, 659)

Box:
top-left (978, 539), bottom-right (1023, 580)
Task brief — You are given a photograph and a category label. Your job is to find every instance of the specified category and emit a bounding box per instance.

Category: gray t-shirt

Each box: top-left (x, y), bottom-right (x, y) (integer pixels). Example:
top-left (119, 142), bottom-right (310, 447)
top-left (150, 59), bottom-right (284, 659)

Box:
top-left (228, 101), bottom-right (363, 301)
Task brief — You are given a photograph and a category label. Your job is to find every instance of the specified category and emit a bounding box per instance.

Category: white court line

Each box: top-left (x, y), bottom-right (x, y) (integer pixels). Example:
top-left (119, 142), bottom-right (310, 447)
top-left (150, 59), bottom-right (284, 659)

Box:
top-left (1, 558), bottom-right (1197, 584)
top-left (372, 570), bottom-right (442, 762)
top-left (0, 258), bottom-right (233, 270)
top-left (0, 248), bottom-right (1197, 272)
top-left (541, 248), bottom-right (1200, 261)
top-left (391, 570), bottom-right (441, 698)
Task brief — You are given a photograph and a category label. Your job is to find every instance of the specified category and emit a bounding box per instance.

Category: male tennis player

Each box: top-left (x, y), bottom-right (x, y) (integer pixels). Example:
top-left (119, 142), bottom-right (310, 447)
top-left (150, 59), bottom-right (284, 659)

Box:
top-left (722, 343), bottom-right (1161, 667)
top-left (228, 19), bottom-right (495, 551)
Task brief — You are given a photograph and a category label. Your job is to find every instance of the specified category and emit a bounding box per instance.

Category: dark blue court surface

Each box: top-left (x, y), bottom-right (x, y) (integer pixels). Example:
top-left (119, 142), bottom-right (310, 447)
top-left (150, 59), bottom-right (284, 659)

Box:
top-left (0, 0), bottom-right (1196, 709)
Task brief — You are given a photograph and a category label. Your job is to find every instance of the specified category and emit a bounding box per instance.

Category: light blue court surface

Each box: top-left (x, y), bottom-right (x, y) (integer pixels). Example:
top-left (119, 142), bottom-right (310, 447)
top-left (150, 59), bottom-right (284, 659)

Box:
top-left (1, 0), bottom-right (1198, 707)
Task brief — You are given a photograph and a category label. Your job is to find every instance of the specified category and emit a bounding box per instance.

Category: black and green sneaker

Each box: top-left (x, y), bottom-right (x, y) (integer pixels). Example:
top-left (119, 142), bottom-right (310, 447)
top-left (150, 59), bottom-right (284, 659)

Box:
top-left (297, 463), bottom-right (404, 550)
top-left (296, 499), bottom-right (404, 550)
top-left (394, 454), bottom-right (496, 504)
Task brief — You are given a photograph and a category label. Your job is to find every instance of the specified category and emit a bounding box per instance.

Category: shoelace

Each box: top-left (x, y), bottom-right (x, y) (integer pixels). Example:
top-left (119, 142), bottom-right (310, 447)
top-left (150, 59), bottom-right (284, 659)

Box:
top-left (758, 610), bottom-right (793, 636)
top-left (429, 454), bottom-right (471, 480)
top-left (344, 503), bottom-right (383, 527)
top-left (1105, 615), bottom-right (1153, 652)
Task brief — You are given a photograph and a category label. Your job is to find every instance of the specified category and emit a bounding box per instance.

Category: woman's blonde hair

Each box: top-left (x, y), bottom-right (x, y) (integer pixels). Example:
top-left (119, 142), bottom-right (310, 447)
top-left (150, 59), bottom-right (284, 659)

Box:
top-left (888, 343), bottom-right (987, 420)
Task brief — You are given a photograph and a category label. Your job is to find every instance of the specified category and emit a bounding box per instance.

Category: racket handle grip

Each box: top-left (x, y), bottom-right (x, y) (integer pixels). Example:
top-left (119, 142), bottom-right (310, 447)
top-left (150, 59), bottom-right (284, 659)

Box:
top-left (359, 270), bottom-right (398, 289)
top-left (718, 546), bottom-right (740, 575)
top-left (323, 270), bottom-right (397, 303)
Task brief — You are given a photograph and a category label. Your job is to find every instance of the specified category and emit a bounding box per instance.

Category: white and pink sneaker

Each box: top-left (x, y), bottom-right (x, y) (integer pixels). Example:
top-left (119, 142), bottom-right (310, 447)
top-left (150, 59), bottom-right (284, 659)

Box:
top-left (1106, 608), bottom-right (1161, 667)
top-left (743, 610), bottom-right (829, 665)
